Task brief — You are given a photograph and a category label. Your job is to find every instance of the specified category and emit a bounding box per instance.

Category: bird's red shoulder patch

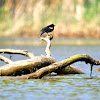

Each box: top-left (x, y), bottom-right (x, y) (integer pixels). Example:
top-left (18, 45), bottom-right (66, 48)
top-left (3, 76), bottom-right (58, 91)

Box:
top-left (49, 27), bottom-right (53, 29)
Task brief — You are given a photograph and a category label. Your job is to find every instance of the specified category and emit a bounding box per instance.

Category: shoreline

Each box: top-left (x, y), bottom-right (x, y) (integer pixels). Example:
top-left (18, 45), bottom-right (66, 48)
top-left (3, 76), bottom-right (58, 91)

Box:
top-left (0, 37), bottom-right (100, 46)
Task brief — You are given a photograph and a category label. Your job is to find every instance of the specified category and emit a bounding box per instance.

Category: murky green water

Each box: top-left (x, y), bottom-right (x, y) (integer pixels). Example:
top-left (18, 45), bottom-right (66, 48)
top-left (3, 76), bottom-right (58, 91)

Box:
top-left (0, 41), bottom-right (100, 100)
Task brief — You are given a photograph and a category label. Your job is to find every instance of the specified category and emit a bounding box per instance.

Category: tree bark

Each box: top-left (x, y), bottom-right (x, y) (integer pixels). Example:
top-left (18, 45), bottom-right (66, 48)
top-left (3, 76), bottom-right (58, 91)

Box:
top-left (55, 65), bottom-right (84, 74)
top-left (0, 56), bottom-right (56, 76)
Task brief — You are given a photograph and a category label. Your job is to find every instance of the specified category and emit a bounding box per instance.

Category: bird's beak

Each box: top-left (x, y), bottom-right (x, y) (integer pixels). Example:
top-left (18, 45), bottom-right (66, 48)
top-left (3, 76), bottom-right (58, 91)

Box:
top-left (54, 25), bottom-right (56, 26)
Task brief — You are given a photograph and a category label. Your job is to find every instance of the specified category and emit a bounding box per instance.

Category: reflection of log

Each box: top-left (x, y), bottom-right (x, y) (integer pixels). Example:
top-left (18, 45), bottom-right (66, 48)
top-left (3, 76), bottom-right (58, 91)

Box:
top-left (0, 35), bottom-right (100, 79)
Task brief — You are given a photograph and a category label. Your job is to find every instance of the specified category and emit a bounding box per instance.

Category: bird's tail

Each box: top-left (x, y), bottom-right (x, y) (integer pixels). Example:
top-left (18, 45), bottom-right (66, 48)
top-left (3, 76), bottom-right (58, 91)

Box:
top-left (39, 31), bottom-right (44, 37)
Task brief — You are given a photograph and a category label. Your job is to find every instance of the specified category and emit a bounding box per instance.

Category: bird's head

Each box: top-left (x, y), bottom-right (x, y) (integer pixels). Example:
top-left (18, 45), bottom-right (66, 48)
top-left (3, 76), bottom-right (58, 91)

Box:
top-left (48, 24), bottom-right (55, 29)
top-left (51, 24), bottom-right (55, 27)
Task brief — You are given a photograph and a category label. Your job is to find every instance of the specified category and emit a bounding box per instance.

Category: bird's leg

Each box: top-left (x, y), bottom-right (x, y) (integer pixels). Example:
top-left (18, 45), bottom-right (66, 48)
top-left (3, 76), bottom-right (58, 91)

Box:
top-left (47, 33), bottom-right (50, 36)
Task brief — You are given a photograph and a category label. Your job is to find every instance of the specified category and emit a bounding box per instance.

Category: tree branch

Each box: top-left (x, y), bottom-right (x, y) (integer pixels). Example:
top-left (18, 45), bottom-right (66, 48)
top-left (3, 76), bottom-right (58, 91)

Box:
top-left (0, 49), bottom-right (34, 59)
top-left (0, 56), bottom-right (56, 76)
top-left (40, 35), bottom-right (53, 57)
top-left (0, 55), bottom-right (13, 64)
top-left (4, 54), bottom-right (100, 79)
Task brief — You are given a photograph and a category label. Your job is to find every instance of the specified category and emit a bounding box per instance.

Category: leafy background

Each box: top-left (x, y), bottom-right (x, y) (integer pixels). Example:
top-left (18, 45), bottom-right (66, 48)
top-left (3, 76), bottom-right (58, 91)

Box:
top-left (0, 0), bottom-right (100, 38)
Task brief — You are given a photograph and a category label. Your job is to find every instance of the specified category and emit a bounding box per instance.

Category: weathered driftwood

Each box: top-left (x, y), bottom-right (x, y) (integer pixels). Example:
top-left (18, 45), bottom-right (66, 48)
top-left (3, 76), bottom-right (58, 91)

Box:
top-left (40, 35), bottom-right (53, 57)
top-left (0, 56), bottom-right (56, 76)
top-left (0, 49), bottom-right (34, 59)
top-left (4, 54), bottom-right (100, 79)
top-left (0, 35), bottom-right (100, 79)
top-left (0, 55), bottom-right (13, 64)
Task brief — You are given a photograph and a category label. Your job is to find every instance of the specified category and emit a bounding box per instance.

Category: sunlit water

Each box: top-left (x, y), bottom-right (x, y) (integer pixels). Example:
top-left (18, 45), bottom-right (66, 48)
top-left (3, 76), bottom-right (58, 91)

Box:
top-left (0, 43), bottom-right (100, 100)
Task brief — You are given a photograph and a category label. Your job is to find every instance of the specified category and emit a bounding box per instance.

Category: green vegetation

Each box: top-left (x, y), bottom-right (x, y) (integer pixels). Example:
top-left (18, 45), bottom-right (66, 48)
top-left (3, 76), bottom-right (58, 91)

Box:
top-left (0, 0), bottom-right (100, 38)
top-left (84, 0), bottom-right (100, 22)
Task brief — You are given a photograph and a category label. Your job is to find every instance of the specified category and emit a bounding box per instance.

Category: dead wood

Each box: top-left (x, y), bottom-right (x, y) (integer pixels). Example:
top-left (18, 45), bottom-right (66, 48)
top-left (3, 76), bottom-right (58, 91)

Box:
top-left (0, 35), bottom-right (100, 79)
top-left (40, 34), bottom-right (53, 57)
top-left (0, 56), bottom-right (56, 76)
top-left (0, 49), bottom-right (34, 59)
top-left (0, 55), bottom-right (13, 64)
top-left (55, 65), bottom-right (84, 74)
top-left (4, 54), bottom-right (100, 79)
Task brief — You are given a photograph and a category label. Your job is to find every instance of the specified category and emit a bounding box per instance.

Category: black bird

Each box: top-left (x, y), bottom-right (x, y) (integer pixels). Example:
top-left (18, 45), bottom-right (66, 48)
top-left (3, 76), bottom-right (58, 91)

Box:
top-left (39, 24), bottom-right (55, 37)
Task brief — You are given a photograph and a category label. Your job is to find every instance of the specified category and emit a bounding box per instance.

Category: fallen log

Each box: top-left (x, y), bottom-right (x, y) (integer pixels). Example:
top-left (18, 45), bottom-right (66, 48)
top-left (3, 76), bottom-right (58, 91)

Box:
top-left (0, 35), bottom-right (56, 76)
top-left (4, 54), bottom-right (100, 79)
top-left (0, 35), bottom-right (100, 79)
top-left (0, 56), bottom-right (56, 76)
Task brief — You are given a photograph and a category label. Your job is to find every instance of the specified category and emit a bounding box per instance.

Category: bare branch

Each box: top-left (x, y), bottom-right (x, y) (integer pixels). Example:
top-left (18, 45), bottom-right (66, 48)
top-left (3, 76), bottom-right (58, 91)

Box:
top-left (0, 49), bottom-right (34, 59)
top-left (40, 35), bottom-right (53, 57)
top-left (0, 55), bottom-right (13, 64)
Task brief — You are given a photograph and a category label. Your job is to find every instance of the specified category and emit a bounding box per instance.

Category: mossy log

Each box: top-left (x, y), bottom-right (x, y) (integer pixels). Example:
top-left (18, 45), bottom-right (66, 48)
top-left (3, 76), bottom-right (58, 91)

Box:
top-left (55, 65), bottom-right (84, 74)
top-left (0, 35), bottom-right (100, 79)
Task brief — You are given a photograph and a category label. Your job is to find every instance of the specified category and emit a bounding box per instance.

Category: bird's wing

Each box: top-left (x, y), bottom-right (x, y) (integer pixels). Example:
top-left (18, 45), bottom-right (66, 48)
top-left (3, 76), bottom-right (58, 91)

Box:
top-left (39, 31), bottom-right (45, 37)
top-left (41, 27), bottom-right (46, 31)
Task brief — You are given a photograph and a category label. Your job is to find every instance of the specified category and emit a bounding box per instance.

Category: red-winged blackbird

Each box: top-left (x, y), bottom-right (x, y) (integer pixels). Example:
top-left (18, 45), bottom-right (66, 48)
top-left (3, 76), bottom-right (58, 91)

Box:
top-left (39, 24), bottom-right (55, 37)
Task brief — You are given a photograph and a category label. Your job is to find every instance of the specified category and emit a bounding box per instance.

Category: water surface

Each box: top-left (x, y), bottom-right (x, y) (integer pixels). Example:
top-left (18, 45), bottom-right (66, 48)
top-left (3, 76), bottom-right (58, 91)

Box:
top-left (0, 41), bottom-right (100, 100)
